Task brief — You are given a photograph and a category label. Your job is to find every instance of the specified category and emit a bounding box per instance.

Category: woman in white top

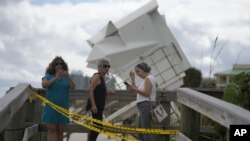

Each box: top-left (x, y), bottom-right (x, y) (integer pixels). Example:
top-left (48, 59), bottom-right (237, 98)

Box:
top-left (128, 62), bottom-right (156, 141)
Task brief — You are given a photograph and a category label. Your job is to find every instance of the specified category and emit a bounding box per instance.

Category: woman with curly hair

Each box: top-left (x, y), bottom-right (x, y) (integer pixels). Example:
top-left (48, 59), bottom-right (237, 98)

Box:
top-left (41, 56), bottom-right (75, 141)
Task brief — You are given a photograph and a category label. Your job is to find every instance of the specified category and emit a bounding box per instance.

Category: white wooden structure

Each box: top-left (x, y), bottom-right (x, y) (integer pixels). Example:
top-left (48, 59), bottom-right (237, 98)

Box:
top-left (86, 0), bottom-right (190, 90)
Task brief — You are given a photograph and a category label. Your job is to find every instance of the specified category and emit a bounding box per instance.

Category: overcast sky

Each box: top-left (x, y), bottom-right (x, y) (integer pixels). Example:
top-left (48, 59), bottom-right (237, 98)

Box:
top-left (1, 0), bottom-right (250, 96)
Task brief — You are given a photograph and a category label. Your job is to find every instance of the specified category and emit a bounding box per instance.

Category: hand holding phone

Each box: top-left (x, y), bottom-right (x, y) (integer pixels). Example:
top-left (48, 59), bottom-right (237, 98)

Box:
top-left (62, 64), bottom-right (67, 71)
top-left (124, 82), bottom-right (130, 87)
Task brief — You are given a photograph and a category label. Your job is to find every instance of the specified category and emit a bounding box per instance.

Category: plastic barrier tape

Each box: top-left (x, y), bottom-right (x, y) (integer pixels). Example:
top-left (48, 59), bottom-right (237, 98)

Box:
top-left (30, 91), bottom-right (178, 140)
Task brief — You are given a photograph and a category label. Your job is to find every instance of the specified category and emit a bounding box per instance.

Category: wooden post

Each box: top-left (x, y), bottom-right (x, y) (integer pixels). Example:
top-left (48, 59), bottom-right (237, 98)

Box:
top-left (156, 101), bottom-right (170, 141)
top-left (25, 100), bottom-right (43, 141)
top-left (40, 132), bottom-right (47, 141)
top-left (4, 102), bottom-right (27, 141)
top-left (0, 131), bottom-right (4, 141)
top-left (226, 129), bottom-right (230, 141)
top-left (180, 105), bottom-right (200, 141)
top-left (155, 92), bottom-right (171, 141)
top-left (4, 99), bottom-right (43, 141)
top-left (30, 90), bottom-right (46, 141)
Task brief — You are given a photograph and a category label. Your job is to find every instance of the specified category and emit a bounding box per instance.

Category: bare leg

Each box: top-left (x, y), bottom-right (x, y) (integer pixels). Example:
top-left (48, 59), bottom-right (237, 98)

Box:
top-left (58, 125), bottom-right (64, 141)
top-left (47, 125), bottom-right (58, 141)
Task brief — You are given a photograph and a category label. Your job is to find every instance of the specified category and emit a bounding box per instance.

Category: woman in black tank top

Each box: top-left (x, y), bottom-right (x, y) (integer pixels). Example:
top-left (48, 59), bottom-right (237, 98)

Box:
top-left (86, 72), bottom-right (107, 111)
top-left (86, 58), bottom-right (114, 141)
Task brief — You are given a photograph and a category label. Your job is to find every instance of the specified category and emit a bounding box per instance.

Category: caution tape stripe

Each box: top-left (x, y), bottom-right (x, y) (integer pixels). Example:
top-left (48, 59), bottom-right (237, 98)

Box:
top-left (30, 91), bottom-right (178, 140)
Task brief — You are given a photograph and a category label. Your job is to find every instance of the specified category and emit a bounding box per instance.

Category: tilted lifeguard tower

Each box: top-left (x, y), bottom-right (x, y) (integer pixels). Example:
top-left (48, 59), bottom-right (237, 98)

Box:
top-left (85, 0), bottom-right (191, 131)
top-left (86, 0), bottom-right (190, 90)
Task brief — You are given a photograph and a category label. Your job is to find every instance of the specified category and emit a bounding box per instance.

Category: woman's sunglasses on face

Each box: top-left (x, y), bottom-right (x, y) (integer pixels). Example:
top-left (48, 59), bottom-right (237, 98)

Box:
top-left (55, 63), bottom-right (63, 66)
top-left (102, 64), bottom-right (111, 69)
top-left (135, 69), bottom-right (140, 74)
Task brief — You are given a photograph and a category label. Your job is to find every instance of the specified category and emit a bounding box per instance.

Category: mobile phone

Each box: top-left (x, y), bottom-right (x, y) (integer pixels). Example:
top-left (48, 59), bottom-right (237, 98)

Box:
top-left (123, 82), bottom-right (130, 86)
top-left (62, 64), bottom-right (67, 71)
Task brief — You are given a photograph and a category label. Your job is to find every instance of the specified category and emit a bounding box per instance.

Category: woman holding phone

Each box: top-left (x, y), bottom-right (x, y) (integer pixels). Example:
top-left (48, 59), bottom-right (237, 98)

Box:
top-left (41, 56), bottom-right (75, 141)
top-left (127, 62), bottom-right (157, 141)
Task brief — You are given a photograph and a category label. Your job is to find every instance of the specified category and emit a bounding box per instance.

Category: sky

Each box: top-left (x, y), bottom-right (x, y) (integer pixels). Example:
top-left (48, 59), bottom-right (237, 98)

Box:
top-left (0, 0), bottom-right (250, 97)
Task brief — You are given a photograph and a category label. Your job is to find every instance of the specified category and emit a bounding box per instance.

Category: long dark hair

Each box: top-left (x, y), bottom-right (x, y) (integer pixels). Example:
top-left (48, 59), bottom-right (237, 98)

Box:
top-left (45, 56), bottom-right (68, 74)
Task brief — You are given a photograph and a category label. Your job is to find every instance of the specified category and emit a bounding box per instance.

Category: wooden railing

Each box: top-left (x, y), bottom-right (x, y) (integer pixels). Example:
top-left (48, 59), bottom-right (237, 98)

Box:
top-left (0, 83), bottom-right (31, 132)
top-left (176, 88), bottom-right (250, 141)
top-left (1, 83), bottom-right (250, 141)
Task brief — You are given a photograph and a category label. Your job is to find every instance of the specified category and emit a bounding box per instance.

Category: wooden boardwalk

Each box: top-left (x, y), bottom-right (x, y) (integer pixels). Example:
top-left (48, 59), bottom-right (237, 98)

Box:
top-left (1, 83), bottom-right (250, 141)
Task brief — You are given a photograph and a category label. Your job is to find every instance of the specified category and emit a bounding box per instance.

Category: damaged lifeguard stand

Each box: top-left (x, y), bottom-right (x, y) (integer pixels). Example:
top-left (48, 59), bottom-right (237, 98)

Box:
top-left (86, 0), bottom-right (190, 125)
top-left (86, 0), bottom-right (190, 90)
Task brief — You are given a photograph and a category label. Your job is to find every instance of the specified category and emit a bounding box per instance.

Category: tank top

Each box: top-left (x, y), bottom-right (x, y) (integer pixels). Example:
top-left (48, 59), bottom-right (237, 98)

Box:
top-left (136, 74), bottom-right (157, 102)
top-left (86, 73), bottom-right (107, 111)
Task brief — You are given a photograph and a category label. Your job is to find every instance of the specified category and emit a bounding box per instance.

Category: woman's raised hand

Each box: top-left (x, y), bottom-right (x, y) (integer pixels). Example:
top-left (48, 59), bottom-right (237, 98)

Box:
top-left (129, 71), bottom-right (135, 80)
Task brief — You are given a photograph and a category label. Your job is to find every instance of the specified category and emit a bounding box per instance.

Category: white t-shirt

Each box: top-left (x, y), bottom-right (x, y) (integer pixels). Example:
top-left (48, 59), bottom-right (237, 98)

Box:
top-left (136, 74), bottom-right (157, 102)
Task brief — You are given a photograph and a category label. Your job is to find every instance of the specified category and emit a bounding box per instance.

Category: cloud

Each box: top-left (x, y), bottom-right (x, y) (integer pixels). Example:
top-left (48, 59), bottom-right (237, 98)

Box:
top-left (0, 41), bottom-right (6, 51)
top-left (0, 0), bottom-right (25, 5)
top-left (0, 0), bottom-right (250, 96)
top-left (0, 0), bottom-right (145, 96)
top-left (157, 0), bottom-right (250, 76)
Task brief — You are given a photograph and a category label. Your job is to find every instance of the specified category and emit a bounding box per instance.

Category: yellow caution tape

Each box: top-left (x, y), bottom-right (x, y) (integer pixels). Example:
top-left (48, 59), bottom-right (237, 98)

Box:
top-left (30, 90), bottom-right (178, 141)
top-left (31, 91), bottom-right (139, 140)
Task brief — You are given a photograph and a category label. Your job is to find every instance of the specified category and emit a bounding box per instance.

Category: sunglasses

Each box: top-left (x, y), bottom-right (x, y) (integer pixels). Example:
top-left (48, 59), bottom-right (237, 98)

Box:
top-left (55, 63), bottom-right (63, 66)
top-left (102, 64), bottom-right (111, 68)
top-left (135, 69), bottom-right (140, 73)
